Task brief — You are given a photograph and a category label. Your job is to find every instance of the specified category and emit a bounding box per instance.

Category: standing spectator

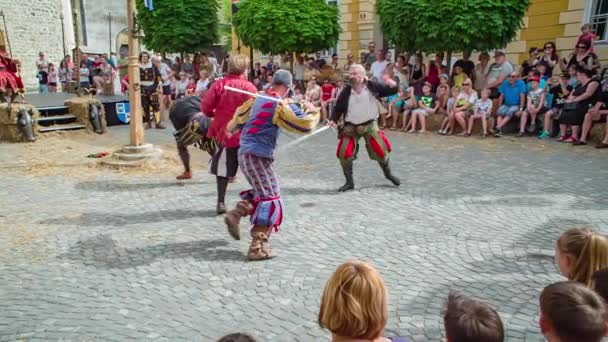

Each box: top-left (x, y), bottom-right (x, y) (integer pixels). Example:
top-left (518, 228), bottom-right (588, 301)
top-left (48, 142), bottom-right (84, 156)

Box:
top-left (182, 55), bottom-right (193, 75)
top-left (539, 282), bottom-right (607, 342)
top-left (330, 78), bottom-right (345, 118)
top-left (304, 58), bottom-right (319, 82)
top-left (320, 78), bottom-right (335, 123)
top-left (58, 59), bottom-right (72, 92)
top-left (35, 51), bottom-right (49, 73)
top-left (492, 72), bottom-right (526, 137)
top-left (200, 53), bottom-right (213, 75)
top-left (485, 51), bottom-right (514, 107)
top-left (539, 42), bottom-right (559, 77)
top-left (314, 52), bottom-right (327, 69)
top-left (330, 54), bottom-right (339, 70)
top-left (370, 51), bottom-right (389, 83)
top-left (172, 56), bottom-right (182, 74)
top-left (79, 61), bottom-right (90, 88)
top-left (411, 53), bottom-right (426, 96)
top-left (192, 53), bottom-right (201, 81)
top-left (577, 23), bottom-right (596, 53)
top-left (453, 51), bottom-right (475, 80)
top-left (253, 62), bottom-right (262, 79)
top-left (161, 53), bottom-right (172, 68)
top-left (155, 56), bottom-right (173, 111)
top-left (452, 79), bottom-right (478, 135)
top-left (208, 52), bottom-right (220, 76)
top-left (444, 292), bottom-right (504, 342)
top-left (110, 52), bottom-right (118, 68)
top-left (426, 52), bottom-right (444, 89)
top-left (93, 55), bottom-right (114, 93)
top-left (362, 41), bottom-right (377, 66)
top-left (520, 47), bottom-right (539, 82)
top-left (279, 54), bottom-right (291, 71)
top-left (80, 53), bottom-right (93, 86)
top-left (318, 261), bottom-right (410, 342)
top-left (117, 50), bottom-right (129, 81)
top-left (293, 55), bottom-right (306, 88)
top-left (64, 54), bottom-right (75, 70)
top-left (344, 53), bottom-right (355, 73)
top-left (518, 76), bottom-right (547, 136)
top-left (474, 52), bottom-right (491, 92)
top-left (35, 51), bottom-right (49, 93)
top-left (465, 89), bottom-right (493, 137)
top-left (561, 39), bottom-right (600, 74)
top-left (558, 66), bottom-right (600, 143)
top-left (266, 55), bottom-right (275, 72)
top-left (47, 63), bottom-right (58, 93)
top-left (221, 54), bottom-right (230, 75)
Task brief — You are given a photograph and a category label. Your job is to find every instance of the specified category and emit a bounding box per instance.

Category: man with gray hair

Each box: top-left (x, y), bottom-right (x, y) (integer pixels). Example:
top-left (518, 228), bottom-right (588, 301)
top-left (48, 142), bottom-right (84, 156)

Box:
top-left (329, 64), bottom-right (401, 191)
top-left (224, 69), bottom-right (319, 261)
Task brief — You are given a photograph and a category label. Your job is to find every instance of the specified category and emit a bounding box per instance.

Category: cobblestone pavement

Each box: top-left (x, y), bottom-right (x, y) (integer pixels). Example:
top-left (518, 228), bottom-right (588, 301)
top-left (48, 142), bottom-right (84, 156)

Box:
top-left (1, 127), bottom-right (607, 342)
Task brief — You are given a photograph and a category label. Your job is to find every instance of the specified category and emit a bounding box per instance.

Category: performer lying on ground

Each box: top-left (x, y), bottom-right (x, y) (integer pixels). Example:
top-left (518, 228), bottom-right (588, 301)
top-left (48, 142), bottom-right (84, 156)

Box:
top-left (201, 55), bottom-right (257, 215)
top-left (169, 96), bottom-right (217, 180)
top-left (224, 70), bottom-right (319, 261)
top-left (329, 64), bottom-right (401, 191)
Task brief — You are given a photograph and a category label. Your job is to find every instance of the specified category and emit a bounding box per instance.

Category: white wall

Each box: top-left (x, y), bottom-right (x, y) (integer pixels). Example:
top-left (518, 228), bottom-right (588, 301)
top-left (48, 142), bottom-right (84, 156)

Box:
top-left (81, 0), bottom-right (127, 55)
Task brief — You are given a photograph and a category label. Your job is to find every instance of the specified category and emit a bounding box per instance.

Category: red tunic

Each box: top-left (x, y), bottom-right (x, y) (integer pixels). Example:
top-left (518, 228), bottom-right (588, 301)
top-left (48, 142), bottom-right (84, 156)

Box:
top-left (201, 73), bottom-right (257, 148)
top-left (0, 53), bottom-right (22, 93)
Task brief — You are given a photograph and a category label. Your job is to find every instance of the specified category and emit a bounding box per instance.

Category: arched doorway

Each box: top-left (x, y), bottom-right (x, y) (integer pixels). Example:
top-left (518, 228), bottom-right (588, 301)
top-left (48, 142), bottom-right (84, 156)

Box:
top-left (115, 28), bottom-right (129, 57)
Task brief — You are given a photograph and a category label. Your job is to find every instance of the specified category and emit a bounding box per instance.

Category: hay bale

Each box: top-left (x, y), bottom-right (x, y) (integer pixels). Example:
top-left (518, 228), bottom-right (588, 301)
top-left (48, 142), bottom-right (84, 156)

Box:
top-left (590, 122), bottom-right (606, 144)
top-left (64, 96), bottom-right (108, 133)
top-left (0, 103), bottom-right (40, 142)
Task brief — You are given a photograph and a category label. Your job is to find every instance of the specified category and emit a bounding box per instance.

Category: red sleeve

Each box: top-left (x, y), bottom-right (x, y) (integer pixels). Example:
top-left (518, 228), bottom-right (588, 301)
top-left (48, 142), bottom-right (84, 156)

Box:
top-left (245, 82), bottom-right (258, 95)
top-left (201, 80), bottom-right (221, 117)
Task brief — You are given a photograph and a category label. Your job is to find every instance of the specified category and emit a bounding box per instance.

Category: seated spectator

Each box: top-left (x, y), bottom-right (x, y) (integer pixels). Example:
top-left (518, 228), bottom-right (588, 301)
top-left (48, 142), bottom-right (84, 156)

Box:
top-left (597, 119), bottom-right (608, 148)
top-left (518, 76), bottom-right (547, 136)
top-left (539, 75), bottom-right (573, 139)
top-left (539, 281), bottom-right (607, 342)
top-left (217, 333), bottom-right (257, 342)
top-left (526, 70), bottom-right (546, 92)
top-left (452, 79), bottom-right (478, 135)
top-left (262, 74), bottom-right (273, 91)
top-left (93, 55), bottom-right (114, 94)
top-left (465, 89), bottom-right (493, 137)
top-left (305, 76), bottom-right (321, 108)
top-left (293, 85), bottom-right (304, 102)
top-left (492, 72), bottom-right (526, 137)
top-left (450, 65), bottom-right (466, 88)
top-left (576, 82), bottom-right (608, 145)
top-left (196, 70), bottom-right (211, 97)
top-left (578, 23), bottom-right (596, 53)
top-left (175, 72), bottom-right (188, 99)
top-left (485, 51), bottom-right (513, 105)
top-left (387, 83), bottom-right (415, 131)
top-left (318, 260), bottom-right (409, 342)
top-left (558, 66), bottom-right (600, 143)
top-left (321, 78), bottom-right (335, 123)
top-left (439, 73), bottom-right (449, 88)
top-left (438, 86), bottom-right (461, 135)
top-left (330, 53), bottom-right (339, 70)
top-left (561, 39), bottom-right (600, 75)
top-left (535, 64), bottom-right (550, 82)
top-left (443, 292), bottom-right (504, 342)
top-left (538, 42), bottom-right (559, 78)
top-left (252, 77), bottom-right (262, 91)
top-left (185, 76), bottom-right (196, 96)
top-left (409, 82), bottom-right (439, 133)
top-left (592, 268), bottom-right (608, 302)
top-left (520, 47), bottom-right (539, 82)
top-left (436, 84), bottom-right (449, 114)
top-left (555, 228), bottom-right (608, 289)
top-left (566, 65), bottom-right (578, 88)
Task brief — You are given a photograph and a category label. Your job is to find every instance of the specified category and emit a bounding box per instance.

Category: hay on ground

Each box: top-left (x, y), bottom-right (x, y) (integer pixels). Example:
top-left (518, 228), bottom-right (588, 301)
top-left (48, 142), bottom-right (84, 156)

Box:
top-left (65, 96), bottom-right (108, 133)
top-left (0, 103), bottom-right (40, 142)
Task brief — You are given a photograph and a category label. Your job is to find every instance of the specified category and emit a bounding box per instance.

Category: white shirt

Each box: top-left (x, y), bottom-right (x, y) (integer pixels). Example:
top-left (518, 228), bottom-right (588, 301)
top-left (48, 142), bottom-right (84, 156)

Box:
top-left (36, 58), bottom-right (49, 72)
top-left (196, 79), bottom-right (209, 96)
top-left (294, 63), bottom-right (306, 81)
top-left (371, 60), bottom-right (389, 81)
top-left (159, 63), bottom-right (172, 86)
top-left (346, 88), bottom-right (379, 124)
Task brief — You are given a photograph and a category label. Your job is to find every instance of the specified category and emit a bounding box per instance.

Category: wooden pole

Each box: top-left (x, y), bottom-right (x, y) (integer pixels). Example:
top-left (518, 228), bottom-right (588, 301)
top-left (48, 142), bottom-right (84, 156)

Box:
top-left (71, 0), bottom-right (81, 96)
top-left (127, 0), bottom-right (143, 146)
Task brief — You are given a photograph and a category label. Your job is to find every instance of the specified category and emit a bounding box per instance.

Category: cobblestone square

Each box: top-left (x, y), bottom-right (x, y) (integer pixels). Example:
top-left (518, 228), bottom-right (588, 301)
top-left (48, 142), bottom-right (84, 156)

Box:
top-left (1, 127), bottom-right (607, 341)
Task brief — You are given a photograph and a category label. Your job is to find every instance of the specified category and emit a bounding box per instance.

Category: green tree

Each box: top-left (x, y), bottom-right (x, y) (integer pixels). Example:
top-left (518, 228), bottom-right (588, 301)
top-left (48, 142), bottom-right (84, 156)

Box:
top-left (136, 0), bottom-right (220, 53)
top-left (233, 0), bottom-right (340, 55)
top-left (377, 0), bottom-right (530, 58)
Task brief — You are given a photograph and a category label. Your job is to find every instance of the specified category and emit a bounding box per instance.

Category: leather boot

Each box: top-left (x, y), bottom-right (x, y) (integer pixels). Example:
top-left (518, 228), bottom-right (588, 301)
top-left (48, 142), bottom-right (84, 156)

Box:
top-left (338, 160), bottom-right (355, 192)
top-left (379, 160), bottom-right (401, 186)
top-left (247, 232), bottom-right (277, 261)
top-left (224, 200), bottom-right (253, 240)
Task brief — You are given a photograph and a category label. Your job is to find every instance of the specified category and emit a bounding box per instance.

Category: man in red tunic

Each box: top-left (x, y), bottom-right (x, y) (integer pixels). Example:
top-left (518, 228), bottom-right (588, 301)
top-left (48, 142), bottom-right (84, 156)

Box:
top-left (0, 52), bottom-right (25, 103)
top-left (201, 54), bottom-right (257, 214)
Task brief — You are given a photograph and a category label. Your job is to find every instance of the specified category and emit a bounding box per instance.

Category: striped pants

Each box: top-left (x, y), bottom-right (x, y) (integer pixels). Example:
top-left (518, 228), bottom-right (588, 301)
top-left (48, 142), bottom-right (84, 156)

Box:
top-left (238, 153), bottom-right (284, 231)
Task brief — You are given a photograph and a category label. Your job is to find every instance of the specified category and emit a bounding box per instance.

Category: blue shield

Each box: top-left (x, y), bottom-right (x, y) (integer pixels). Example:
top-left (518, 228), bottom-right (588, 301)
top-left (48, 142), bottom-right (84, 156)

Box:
top-left (116, 102), bottom-right (130, 124)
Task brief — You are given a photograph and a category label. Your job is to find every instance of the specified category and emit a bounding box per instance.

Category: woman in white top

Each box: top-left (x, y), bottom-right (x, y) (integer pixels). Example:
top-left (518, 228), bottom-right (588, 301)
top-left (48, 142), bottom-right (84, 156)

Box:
top-left (175, 72), bottom-right (189, 99)
top-left (452, 78), bottom-right (478, 135)
top-left (196, 69), bottom-right (210, 97)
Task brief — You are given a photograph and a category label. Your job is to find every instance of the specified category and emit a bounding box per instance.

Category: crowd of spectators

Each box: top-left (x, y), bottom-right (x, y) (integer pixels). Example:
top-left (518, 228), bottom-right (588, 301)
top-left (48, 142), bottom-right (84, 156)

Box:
top-left (215, 227), bottom-right (608, 341)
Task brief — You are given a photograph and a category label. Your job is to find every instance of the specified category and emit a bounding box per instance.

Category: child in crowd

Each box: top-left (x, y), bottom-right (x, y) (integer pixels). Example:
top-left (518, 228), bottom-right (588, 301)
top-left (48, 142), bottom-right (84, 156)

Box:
top-left (536, 64), bottom-right (549, 82)
top-left (79, 61), bottom-right (90, 89)
top-left (439, 73), bottom-right (449, 88)
top-left (387, 84), bottom-right (415, 131)
top-left (252, 77), bottom-right (262, 91)
top-left (47, 63), bottom-right (58, 93)
top-left (567, 65), bottom-right (578, 87)
top-left (539, 75), bottom-right (572, 139)
top-left (443, 292), bottom-right (504, 342)
top-left (185, 76), bottom-right (197, 96)
top-left (555, 228), bottom-right (608, 290)
top-left (439, 86), bottom-right (460, 135)
top-left (436, 84), bottom-right (449, 114)
top-left (465, 89), bottom-right (492, 137)
top-left (518, 76), bottom-right (547, 136)
top-left (450, 65), bottom-right (466, 88)
top-left (539, 281), bottom-right (607, 342)
top-left (578, 23), bottom-right (596, 53)
top-left (527, 70), bottom-right (546, 92)
top-left (293, 85), bottom-right (304, 102)
top-left (217, 333), bottom-right (257, 342)
top-left (409, 82), bottom-right (438, 133)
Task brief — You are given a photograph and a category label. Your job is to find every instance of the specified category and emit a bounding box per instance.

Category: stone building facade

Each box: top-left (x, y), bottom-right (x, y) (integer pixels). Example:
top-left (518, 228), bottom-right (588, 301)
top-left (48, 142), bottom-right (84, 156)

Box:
top-left (0, 0), bottom-right (128, 90)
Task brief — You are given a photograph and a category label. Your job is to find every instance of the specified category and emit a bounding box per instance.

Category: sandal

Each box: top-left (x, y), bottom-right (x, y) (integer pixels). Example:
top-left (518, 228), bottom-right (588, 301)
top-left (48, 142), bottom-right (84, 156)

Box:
top-left (565, 136), bottom-right (578, 143)
top-left (247, 232), bottom-right (277, 261)
top-left (557, 136), bottom-right (567, 142)
top-left (596, 142), bottom-right (608, 149)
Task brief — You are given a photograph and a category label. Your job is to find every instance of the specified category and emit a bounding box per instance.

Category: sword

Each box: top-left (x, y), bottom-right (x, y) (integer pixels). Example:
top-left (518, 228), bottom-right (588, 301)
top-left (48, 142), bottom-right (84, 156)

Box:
top-left (224, 85), bottom-right (282, 103)
top-left (278, 125), bottom-right (332, 152)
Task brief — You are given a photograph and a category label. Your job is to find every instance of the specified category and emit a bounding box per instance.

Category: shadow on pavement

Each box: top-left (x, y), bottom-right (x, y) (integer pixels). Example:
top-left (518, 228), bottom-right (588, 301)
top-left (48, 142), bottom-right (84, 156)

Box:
top-left (40, 209), bottom-right (217, 226)
top-left (60, 234), bottom-right (245, 268)
top-left (75, 180), bottom-right (211, 192)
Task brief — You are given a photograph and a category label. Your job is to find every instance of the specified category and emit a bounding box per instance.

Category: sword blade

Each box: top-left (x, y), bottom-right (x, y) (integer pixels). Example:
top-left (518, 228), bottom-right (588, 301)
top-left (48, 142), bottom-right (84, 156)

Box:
top-left (278, 125), bottom-right (332, 152)
top-left (224, 86), bottom-right (282, 103)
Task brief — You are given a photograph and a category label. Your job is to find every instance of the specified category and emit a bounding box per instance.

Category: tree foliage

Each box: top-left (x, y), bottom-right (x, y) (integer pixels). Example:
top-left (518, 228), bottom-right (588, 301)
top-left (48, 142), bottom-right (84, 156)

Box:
top-left (377, 0), bottom-right (531, 53)
top-left (234, 0), bottom-right (340, 54)
top-left (136, 0), bottom-right (219, 53)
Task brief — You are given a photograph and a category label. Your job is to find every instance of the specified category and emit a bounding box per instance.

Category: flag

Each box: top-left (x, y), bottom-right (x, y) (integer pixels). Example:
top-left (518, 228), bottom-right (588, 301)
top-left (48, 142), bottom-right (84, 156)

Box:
top-left (144, 0), bottom-right (154, 11)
